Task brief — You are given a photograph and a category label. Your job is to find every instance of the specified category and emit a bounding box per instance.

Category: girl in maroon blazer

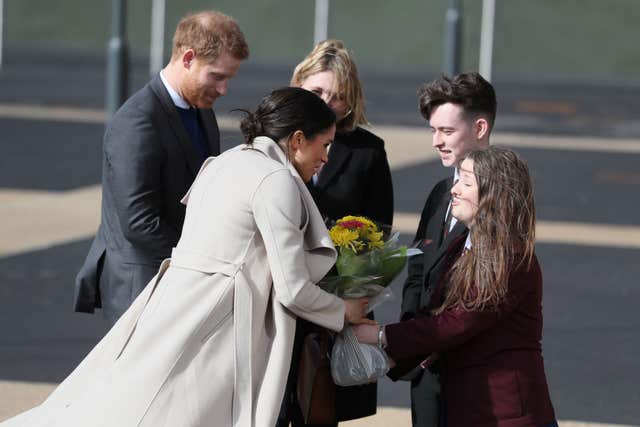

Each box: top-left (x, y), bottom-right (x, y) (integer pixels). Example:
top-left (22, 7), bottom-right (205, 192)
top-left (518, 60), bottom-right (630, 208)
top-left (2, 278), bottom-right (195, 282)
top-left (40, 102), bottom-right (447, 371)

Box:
top-left (355, 147), bottom-right (557, 427)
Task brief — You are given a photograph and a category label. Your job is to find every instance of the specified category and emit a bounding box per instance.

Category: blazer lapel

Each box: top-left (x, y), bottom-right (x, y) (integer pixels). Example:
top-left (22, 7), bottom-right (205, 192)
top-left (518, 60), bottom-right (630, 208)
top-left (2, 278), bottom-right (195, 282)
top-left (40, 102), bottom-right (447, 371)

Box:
top-left (419, 214), bottom-right (468, 308)
top-left (427, 222), bottom-right (467, 274)
top-left (315, 141), bottom-right (351, 190)
top-left (432, 179), bottom-right (454, 247)
top-left (149, 74), bottom-right (200, 176)
top-left (198, 108), bottom-right (221, 156)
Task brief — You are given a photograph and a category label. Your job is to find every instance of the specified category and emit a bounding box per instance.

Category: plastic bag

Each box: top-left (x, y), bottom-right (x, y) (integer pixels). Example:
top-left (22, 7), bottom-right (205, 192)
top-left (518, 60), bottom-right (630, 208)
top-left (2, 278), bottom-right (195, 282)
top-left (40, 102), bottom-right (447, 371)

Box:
top-left (330, 326), bottom-right (390, 386)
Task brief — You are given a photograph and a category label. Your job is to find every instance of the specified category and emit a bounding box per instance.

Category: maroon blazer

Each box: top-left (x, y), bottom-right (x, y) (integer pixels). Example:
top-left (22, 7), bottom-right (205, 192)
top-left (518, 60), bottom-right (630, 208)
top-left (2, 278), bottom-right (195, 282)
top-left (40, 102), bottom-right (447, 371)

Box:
top-left (385, 237), bottom-right (555, 427)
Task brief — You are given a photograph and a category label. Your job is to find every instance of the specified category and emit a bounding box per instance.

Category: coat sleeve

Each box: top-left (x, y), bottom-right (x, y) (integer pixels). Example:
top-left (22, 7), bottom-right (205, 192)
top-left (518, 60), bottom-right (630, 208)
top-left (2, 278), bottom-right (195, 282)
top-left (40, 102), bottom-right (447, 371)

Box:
top-left (252, 169), bottom-right (345, 332)
top-left (387, 259), bottom-right (540, 360)
top-left (103, 107), bottom-right (180, 254)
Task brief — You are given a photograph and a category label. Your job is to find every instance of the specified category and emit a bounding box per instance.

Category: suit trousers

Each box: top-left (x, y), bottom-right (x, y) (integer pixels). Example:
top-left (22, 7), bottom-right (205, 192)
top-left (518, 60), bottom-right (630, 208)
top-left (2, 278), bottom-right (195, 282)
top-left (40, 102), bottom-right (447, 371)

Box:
top-left (410, 368), bottom-right (441, 427)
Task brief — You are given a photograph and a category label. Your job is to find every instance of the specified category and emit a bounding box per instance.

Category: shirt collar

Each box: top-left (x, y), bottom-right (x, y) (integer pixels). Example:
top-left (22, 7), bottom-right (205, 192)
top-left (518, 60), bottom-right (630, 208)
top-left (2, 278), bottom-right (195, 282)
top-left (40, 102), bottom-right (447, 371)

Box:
top-left (445, 168), bottom-right (461, 232)
top-left (159, 70), bottom-right (191, 109)
top-left (464, 233), bottom-right (472, 250)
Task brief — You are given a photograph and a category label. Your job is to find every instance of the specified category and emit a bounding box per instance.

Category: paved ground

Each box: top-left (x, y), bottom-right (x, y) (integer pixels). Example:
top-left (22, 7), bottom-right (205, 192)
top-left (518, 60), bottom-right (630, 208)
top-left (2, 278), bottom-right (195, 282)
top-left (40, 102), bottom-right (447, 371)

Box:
top-left (0, 58), bottom-right (639, 426)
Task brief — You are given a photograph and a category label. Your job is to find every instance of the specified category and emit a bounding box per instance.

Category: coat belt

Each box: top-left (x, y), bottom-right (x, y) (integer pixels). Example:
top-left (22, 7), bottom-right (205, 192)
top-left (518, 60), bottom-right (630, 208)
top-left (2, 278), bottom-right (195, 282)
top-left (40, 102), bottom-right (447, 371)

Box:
top-left (170, 247), bottom-right (253, 426)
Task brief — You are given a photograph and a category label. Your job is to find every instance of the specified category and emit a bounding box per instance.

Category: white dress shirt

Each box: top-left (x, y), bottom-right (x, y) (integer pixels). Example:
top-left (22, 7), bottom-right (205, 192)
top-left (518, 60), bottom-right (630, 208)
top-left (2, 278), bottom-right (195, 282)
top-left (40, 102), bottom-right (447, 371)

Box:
top-left (444, 168), bottom-right (460, 233)
top-left (159, 70), bottom-right (190, 109)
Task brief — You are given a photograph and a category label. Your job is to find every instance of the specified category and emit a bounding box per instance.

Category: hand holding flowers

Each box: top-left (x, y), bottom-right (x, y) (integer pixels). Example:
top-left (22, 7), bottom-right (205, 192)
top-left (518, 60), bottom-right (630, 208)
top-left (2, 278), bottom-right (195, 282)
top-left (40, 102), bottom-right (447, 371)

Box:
top-left (343, 298), bottom-right (377, 325)
top-left (320, 215), bottom-right (421, 386)
top-left (321, 215), bottom-right (421, 310)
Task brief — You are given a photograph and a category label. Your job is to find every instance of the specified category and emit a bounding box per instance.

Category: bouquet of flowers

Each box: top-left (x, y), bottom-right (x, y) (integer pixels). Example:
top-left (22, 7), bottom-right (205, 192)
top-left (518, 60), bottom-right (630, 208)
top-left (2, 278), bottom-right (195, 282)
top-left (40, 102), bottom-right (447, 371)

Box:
top-left (319, 215), bottom-right (420, 311)
top-left (319, 215), bottom-right (422, 386)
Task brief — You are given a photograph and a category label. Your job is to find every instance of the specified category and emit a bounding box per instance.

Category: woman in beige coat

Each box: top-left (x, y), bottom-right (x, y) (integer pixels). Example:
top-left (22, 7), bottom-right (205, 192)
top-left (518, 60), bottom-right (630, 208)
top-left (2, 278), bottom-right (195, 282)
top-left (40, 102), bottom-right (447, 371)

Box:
top-left (2, 87), bottom-right (372, 427)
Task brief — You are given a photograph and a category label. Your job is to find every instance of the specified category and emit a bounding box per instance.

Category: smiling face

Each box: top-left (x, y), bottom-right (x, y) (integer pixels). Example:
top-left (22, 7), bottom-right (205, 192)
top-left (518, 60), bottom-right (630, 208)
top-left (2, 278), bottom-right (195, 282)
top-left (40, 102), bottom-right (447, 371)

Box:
top-left (289, 125), bottom-right (336, 182)
top-left (429, 102), bottom-right (486, 168)
top-left (181, 49), bottom-right (242, 108)
top-left (299, 71), bottom-right (351, 121)
top-left (450, 158), bottom-right (479, 226)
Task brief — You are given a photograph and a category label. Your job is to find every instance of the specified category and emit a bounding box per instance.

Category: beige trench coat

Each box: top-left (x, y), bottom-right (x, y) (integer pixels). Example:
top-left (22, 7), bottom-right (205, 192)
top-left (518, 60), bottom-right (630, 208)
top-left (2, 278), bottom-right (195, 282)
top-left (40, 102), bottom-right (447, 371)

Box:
top-left (2, 137), bottom-right (345, 427)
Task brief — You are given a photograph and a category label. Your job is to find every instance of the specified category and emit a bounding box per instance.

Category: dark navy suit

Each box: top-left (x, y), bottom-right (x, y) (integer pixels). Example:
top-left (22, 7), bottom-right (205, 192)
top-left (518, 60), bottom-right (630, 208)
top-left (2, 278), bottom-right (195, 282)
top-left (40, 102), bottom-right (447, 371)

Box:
top-left (74, 74), bottom-right (220, 324)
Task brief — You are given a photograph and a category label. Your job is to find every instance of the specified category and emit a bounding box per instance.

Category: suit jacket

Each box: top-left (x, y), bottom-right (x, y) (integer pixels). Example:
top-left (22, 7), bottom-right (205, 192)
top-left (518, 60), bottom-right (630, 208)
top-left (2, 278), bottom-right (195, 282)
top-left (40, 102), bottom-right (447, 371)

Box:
top-left (73, 74), bottom-right (220, 323)
top-left (308, 126), bottom-right (394, 228)
top-left (4, 137), bottom-right (344, 427)
top-left (401, 176), bottom-right (467, 321)
top-left (387, 237), bottom-right (556, 427)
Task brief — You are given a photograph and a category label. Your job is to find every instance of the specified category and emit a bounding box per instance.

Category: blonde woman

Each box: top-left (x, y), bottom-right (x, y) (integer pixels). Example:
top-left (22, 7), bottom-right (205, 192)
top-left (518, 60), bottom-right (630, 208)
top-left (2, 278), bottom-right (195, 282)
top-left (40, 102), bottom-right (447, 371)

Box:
top-left (355, 147), bottom-right (558, 427)
top-left (291, 39), bottom-right (393, 228)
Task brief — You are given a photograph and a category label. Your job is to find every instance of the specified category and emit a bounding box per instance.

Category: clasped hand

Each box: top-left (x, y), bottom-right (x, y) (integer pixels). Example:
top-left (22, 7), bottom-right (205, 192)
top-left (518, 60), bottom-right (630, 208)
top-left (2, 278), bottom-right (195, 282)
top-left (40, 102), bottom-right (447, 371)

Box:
top-left (352, 323), bottom-right (396, 368)
top-left (344, 298), bottom-right (377, 325)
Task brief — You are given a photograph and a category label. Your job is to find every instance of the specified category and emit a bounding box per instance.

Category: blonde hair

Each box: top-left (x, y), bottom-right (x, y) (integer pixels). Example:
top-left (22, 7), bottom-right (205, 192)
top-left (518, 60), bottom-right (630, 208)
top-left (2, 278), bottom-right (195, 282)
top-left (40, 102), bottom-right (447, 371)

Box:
top-left (291, 39), bottom-right (367, 132)
top-left (434, 147), bottom-right (536, 314)
top-left (171, 10), bottom-right (249, 62)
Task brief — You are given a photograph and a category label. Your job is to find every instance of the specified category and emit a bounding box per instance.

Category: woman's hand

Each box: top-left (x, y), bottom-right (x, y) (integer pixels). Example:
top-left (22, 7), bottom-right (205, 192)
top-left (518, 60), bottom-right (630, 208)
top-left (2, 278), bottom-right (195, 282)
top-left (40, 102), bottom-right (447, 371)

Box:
top-left (344, 298), bottom-right (377, 325)
top-left (352, 323), bottom-right (379, 345)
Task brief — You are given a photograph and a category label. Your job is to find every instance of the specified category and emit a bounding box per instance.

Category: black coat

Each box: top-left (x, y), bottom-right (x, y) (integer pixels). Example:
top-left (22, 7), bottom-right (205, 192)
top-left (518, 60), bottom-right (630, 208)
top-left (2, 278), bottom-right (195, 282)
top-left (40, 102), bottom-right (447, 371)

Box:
top-left (311, 126), bottom-right (393, 421)
top-left (308, 126), bottom-right (394, 228)
top-left (73, 74), bottom-right (220, 324)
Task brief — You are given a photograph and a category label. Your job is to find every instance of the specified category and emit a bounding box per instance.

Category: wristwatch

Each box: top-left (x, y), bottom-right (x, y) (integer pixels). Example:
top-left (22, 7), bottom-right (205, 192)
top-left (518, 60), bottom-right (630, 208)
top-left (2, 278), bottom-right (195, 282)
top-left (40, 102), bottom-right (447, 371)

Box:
top-left (377, 325), bottom-right (387, 349)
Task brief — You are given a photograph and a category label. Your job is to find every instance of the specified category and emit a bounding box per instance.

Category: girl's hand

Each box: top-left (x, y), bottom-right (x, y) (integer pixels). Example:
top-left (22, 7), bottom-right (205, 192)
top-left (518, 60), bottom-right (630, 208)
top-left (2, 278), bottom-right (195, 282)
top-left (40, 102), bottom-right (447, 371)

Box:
top-left (352, 323), bottom-right (379, 344)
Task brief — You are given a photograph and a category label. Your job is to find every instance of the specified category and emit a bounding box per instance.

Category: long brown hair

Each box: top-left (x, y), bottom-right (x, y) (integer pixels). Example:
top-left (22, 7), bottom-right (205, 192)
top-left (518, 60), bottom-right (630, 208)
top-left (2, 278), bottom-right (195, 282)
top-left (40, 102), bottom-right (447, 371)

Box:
top-left (434, 146), bottom-right (536, 314)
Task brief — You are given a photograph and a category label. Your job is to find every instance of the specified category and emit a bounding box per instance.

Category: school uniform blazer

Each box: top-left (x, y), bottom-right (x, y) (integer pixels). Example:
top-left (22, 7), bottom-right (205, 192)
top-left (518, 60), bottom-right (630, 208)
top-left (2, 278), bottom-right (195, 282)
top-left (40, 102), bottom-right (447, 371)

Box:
top-left (386, 236), bottom-right (556, 427)
top-left (74, 74), bottom-right (220, 323)
top-left (401, 176), bottom-right (467, 320)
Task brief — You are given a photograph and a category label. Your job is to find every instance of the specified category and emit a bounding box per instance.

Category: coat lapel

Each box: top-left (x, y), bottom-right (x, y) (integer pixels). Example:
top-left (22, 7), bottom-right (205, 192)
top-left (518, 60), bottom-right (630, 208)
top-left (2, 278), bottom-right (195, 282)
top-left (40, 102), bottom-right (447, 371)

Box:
top-left (315, 141), bottom-right (351, 190)
top-left (433, 179), bottom-right (454, 247)
top-left (149, 74), bottom-right (201, 176)
top-left (248, 137), bottom-right (337, 280)
top-left (425, 220), bottom-right (467, 281)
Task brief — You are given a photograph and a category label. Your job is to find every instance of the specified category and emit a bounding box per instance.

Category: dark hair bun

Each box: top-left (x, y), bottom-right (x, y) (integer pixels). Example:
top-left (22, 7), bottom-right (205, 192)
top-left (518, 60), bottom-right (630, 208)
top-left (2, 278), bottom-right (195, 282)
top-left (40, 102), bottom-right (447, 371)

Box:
top-left (238, 110), bottom-right (263, 144)
top-left (236, 87), bottom-right (335, 147)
